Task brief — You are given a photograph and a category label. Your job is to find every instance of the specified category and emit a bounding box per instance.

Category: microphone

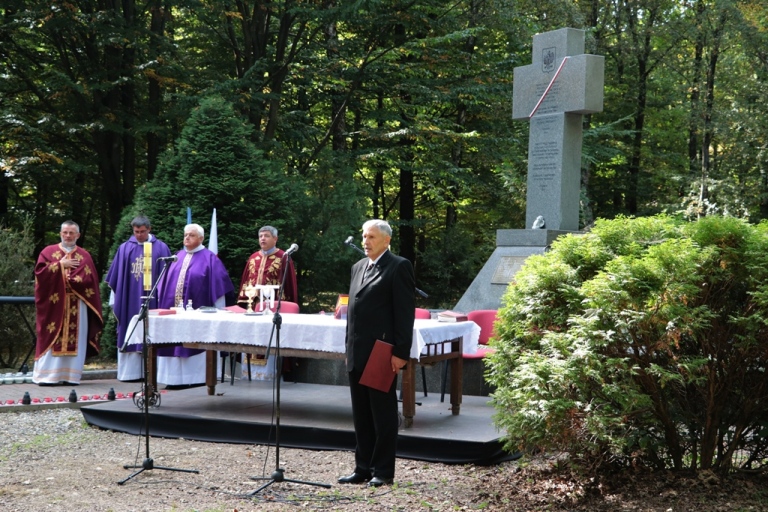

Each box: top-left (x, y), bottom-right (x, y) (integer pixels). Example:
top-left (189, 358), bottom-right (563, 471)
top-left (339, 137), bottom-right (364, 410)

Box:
top-left (285, 243), bottom-right (299, 256)
top-left (344, 236), bottom-right (365, 256)
top-left (157, 255), bottom-right (178, 263)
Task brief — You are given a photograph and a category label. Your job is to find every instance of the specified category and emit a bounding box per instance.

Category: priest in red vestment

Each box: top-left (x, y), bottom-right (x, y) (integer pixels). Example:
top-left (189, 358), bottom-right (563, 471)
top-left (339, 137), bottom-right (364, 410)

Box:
top-left (237, 225), bottom-right (297, 306)
top-left (236, 225), bottom-right (298, 380)
top-left (33, 221), bottom-right (103, 385)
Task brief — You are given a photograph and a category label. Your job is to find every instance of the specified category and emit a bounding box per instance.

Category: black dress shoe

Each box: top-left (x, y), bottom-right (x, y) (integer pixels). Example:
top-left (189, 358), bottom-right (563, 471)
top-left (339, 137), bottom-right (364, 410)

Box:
top-left (337, 472), bottom-right (370, 484)
top-left (368, 477), bottom-right (394, 487)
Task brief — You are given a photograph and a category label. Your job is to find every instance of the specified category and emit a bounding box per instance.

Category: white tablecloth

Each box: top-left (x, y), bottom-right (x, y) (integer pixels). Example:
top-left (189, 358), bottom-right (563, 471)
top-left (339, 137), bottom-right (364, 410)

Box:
top-left (126, 311), bottom-right (479, 360)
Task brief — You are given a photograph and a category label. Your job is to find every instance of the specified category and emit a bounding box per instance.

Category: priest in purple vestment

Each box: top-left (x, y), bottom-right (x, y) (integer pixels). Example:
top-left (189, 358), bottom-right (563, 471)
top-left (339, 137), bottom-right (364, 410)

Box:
top-left (105, 215), bottom-right (172, 381)
top-left (155, 223), bottom-right (234, 386)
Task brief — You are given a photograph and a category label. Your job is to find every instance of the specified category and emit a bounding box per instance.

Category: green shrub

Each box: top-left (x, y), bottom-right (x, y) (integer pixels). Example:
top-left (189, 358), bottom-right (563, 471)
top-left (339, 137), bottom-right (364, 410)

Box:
top-left (489, 215), bottom-right (768, 473)
top-left (0, 217), bottom-right (36, 370)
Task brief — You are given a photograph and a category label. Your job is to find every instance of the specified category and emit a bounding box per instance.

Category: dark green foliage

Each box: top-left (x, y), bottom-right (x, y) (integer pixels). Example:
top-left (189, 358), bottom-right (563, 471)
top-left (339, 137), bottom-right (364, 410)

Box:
top-left (490, 215), bottom-right (768, 473)
top-left (98, 302), bottom-right (118, 363)
top-left (417, 224), bottom-right (497, 308)
top-left (284, 152), bottom-right (369, 311)
top-left (5, 1), bottom-right (768, 318)
top-left (0, 218), bottom-right (36, 369)
top-left (130, 95), bottom-right (302, 292)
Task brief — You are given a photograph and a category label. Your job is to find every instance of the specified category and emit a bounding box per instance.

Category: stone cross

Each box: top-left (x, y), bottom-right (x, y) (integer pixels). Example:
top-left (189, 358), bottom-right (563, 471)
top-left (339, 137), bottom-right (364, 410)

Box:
top-left (513, 28), bottom-right (604, 231)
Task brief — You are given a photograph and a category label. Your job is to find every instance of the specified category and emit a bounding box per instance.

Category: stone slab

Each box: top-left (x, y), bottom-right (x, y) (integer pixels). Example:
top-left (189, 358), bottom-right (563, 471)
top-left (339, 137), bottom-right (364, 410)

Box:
top-left (525, 112), bottom-right (583, 231)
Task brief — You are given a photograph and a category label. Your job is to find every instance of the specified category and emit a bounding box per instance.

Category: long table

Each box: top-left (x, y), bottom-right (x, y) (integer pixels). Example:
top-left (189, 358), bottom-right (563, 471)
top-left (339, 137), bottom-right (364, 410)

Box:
top-left (126, 311), bottom-right (479, 427)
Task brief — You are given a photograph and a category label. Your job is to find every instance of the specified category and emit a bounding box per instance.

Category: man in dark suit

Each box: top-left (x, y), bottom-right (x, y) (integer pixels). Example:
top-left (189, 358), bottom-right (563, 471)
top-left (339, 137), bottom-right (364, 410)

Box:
top-left (338, 219), bottom-right (415, 488)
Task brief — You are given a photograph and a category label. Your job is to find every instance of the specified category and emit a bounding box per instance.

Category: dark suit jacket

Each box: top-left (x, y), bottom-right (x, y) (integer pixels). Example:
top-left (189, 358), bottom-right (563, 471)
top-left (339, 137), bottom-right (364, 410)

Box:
top-left (345, 250), bottom-right (416, 373)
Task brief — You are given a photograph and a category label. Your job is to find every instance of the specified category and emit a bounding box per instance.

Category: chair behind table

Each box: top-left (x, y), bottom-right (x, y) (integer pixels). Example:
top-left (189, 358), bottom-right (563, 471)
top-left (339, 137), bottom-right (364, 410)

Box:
top-left (439, 309), bottom-right (498, 402)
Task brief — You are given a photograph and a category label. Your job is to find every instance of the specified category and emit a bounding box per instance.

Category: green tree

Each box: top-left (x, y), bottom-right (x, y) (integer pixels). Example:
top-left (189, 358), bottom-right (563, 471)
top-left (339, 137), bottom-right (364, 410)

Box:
top-left (11, 1), bottom-right (768, 315)
top-left (127, 95), bottom-right (301, 293)
top-left (0, 0), bottom-right (180, 267)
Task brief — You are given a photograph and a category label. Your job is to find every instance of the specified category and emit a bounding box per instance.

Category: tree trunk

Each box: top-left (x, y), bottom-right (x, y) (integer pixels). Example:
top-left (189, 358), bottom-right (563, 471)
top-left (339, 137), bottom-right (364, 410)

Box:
top-left (399, 166), bottom-right (415, 263)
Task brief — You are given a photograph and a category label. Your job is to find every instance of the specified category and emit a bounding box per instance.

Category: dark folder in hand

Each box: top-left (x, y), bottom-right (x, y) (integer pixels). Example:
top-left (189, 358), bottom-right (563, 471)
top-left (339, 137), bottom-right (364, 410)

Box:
top-left (359, 339), bottom-right (396, 392)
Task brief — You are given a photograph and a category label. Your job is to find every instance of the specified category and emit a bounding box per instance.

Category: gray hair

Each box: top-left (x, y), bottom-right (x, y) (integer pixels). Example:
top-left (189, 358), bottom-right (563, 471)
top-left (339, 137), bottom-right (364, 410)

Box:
top-left (131, 216), bottom-right (151, 229)
top-left (259, 225), bottom-right (278, 237)
top-left (61, 220), bottom-right (80, 233)
top-left (362, 219), bottom-right (392, 237)
top-left (185, 223), bottom-right (204, 239)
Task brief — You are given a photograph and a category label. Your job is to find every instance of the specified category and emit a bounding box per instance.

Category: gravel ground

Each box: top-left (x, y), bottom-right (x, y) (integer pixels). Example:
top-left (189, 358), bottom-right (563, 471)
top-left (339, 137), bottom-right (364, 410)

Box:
top-left (5, 409), bottom-right (766, 511)
top-left (0, 408), bottom-right (501, 511)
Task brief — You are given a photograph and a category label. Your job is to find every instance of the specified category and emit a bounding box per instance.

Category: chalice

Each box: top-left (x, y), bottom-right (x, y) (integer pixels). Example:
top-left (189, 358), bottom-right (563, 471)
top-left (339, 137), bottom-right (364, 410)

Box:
top-left (244, 284), bottom-right (258, 314)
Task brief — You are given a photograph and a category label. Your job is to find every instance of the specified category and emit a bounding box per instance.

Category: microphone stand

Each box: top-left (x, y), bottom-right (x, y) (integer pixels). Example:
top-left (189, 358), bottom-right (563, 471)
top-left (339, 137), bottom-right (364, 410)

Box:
top-left (247, 249), bottom-right (331, 495)
top-left (118, 258), bottom-right (199, 485)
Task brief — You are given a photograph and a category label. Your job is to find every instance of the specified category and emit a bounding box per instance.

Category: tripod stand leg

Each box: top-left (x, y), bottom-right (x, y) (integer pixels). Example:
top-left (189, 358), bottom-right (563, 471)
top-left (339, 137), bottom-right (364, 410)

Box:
top-left (119, 458), bottom-right (200, 485)
top-left (247, 468), bottom-right (331, 496)
top-left (247, 480), bottom-right (274, 495)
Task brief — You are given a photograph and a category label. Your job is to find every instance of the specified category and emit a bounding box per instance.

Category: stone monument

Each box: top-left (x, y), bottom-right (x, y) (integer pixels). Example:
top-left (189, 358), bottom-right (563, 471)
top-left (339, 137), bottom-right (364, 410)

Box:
top-left (455, 27), bottom-right (604, 312)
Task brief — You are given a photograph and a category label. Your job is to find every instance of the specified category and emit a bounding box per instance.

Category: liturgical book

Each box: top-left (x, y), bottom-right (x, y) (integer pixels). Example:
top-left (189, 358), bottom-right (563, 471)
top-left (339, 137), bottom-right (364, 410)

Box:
top-left (359, 339), bottom-right (396, 392)
top-left (437, 310), bottom-right (468, 322)
top-left (148, 309), bottom-right (176, 316)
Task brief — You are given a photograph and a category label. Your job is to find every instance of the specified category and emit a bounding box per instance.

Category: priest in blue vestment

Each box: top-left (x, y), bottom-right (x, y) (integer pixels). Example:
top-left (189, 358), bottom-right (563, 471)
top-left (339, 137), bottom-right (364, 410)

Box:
top-left (155, 223), bottom-right (234, 386)
top-left (105, 216), bottom-right (172, 381)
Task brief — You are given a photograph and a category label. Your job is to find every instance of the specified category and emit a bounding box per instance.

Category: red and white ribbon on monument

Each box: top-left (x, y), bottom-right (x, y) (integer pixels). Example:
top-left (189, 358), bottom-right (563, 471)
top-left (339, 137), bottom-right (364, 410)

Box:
top-left (529, 56), bottom-right (570, 119)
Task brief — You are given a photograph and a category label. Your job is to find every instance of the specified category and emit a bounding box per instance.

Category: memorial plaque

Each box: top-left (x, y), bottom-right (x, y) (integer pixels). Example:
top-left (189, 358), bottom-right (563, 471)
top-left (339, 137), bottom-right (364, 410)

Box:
top-left (491, 256), bottom-right (528, 284)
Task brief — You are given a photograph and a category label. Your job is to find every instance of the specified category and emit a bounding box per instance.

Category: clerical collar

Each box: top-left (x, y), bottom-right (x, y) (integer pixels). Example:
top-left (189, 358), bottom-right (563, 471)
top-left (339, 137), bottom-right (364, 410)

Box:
top-left (60, 244), bottom-right (76, 253)
top-left (261, 247), bottom-right (278, 256)
top-left (186, 244), bottom-right (205, 254)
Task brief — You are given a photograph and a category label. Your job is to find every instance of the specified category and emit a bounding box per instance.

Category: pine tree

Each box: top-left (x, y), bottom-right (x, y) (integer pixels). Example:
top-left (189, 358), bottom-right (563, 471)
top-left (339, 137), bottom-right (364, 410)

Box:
top-left (119, 95), bottom-right (302, 291)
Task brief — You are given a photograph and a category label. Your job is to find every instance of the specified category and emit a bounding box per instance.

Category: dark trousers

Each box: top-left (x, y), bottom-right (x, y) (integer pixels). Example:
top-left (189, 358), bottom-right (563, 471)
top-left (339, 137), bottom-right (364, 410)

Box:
top-left (348, 370), bottom-right (399, 479)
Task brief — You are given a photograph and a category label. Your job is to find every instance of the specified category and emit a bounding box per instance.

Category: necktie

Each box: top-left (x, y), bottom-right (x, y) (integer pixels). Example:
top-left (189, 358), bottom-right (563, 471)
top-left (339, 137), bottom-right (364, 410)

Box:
top-left (363, 262), bottom-right (374, 282)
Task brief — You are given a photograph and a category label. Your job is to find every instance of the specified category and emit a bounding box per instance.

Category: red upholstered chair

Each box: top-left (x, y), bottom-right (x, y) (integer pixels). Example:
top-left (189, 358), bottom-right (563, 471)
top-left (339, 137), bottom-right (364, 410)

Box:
top-left (269, 300), bottom-right (300, 314)
top-left (464, 309), bottom-right (498, 359)
top-left (415, 308), bottom-right (431, 319)
top-left (440, 309), bottom-right (498, 402)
